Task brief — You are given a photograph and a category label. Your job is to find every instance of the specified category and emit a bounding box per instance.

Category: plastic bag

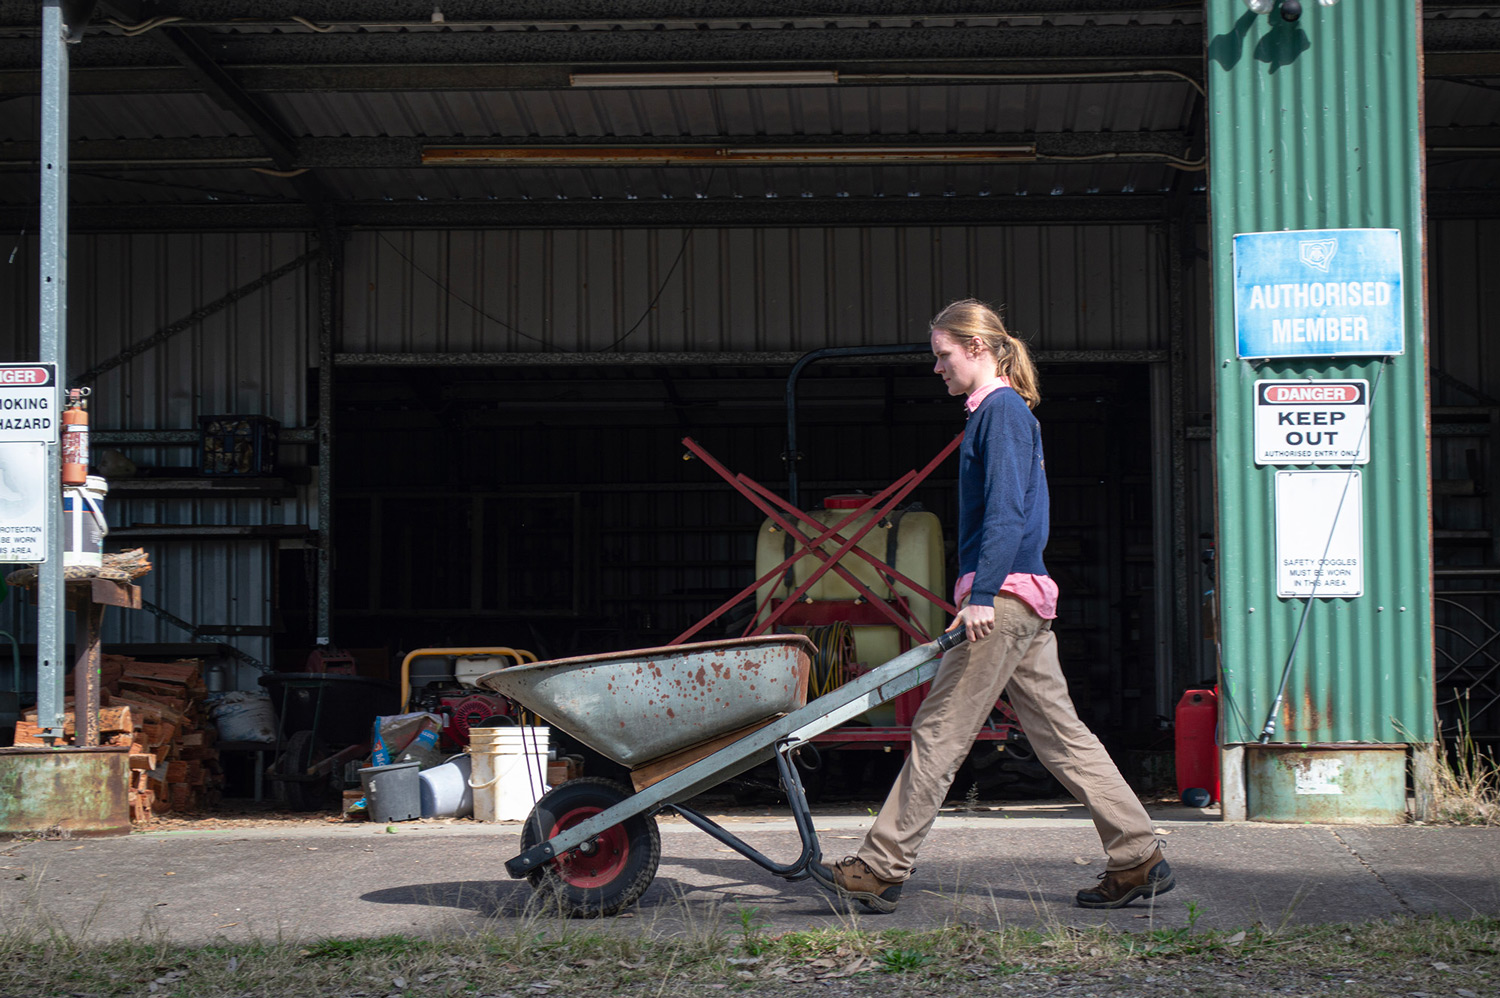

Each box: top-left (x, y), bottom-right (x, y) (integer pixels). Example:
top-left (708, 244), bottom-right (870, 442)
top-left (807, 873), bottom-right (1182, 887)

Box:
top-left (370, 712), bottom-right (444, 768)
top-left (208, 691), bottom-right (277, 743)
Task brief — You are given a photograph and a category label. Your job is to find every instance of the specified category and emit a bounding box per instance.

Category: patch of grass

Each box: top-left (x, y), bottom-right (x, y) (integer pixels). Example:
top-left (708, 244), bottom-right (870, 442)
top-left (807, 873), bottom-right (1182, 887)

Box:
top-left (0, 910), bottom-right (1494, 996)
top-left (300, 935), bottom-right (423, 960)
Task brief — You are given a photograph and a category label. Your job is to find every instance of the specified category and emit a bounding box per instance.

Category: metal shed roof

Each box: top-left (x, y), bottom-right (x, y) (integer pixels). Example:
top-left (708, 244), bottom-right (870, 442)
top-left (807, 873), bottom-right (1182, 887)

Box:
top-left (0, 2), bottom-right (1496, 228)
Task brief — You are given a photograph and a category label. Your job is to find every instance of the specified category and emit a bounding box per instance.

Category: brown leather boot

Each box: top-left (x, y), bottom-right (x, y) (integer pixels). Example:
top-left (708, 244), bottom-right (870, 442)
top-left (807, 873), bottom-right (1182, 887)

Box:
top-left (1075, 847), bottom-right (1175, 909)
top-left (809, 855), bottom-right (903, 913)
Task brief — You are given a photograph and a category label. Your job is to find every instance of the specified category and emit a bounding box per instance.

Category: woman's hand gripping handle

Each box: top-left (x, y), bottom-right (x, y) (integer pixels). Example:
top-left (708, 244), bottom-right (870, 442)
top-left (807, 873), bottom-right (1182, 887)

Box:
top-left (949, 603), bottom-right (995, 644)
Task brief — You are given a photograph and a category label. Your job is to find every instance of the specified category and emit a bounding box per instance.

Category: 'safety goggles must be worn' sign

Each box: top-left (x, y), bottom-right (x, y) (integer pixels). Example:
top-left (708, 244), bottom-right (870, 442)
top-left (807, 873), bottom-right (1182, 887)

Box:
top-left (1254, 379), bottom-right (1370, 466)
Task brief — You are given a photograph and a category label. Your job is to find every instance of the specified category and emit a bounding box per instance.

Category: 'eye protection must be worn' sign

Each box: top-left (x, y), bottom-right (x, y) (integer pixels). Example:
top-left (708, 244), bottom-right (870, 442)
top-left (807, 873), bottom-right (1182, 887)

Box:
top-left (1253, 379), bottom-right (1369, 466)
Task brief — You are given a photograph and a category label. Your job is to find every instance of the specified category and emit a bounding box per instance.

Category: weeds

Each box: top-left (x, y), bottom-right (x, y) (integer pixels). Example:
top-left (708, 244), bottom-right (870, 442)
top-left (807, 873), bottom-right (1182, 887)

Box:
top-left (877, 946), bottom-right (935, 972)
top-left (1433, 692), bottom-right (1500, 826)
top-left (733, 905), bottom-right (770, 955)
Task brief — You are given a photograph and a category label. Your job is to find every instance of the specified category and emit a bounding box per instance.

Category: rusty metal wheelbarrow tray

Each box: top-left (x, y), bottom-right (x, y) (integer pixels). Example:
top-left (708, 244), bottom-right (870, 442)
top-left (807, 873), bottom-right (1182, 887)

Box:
top-left (475, 635), bottom-right (816, 768)
top-left (495, 629), bottom-right (965, 897)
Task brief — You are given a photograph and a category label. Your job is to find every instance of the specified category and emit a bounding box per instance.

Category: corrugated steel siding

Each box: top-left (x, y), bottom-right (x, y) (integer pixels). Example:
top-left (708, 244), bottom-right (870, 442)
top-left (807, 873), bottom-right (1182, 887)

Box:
top-left (342, 225), bottom-right (1166, 355)
top-left (0, 233), bottom-right (315, 668)
top-left (1206, 2), bottom-right (1433, 744)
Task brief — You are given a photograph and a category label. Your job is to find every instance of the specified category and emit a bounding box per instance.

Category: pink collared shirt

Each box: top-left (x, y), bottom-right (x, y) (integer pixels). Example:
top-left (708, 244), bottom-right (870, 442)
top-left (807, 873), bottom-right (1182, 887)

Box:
top-left (953, 376), bottom-right (1059, 620)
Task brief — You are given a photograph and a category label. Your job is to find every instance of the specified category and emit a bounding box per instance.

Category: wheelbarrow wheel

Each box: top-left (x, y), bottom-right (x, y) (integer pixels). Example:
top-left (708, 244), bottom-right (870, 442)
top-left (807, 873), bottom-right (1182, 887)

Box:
top-left (280, 730), bottom-right (334, 812)
top-left (519, 778), bottom-right (659, 918)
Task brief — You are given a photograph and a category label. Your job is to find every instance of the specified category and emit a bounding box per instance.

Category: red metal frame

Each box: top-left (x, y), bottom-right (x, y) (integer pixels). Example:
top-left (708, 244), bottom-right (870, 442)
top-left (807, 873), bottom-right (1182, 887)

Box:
top-left (673, 434), bottom-right (960, 645)
top-left (669, 436), bottom-right (1010, 753)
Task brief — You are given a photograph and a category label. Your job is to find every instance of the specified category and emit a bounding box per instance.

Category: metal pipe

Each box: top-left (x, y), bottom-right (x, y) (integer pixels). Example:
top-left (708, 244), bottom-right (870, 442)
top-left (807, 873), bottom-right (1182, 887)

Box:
top-left (1165, 214), bottom-right (1191, 717)
top-left (333, 349), bottom-right (1167, 367)
top-left (316, 226), bottom-right (336, 646)
top-left (35, 1), bottom-right (68, 741)
top-left (784, 344), bottom-right (933, 508)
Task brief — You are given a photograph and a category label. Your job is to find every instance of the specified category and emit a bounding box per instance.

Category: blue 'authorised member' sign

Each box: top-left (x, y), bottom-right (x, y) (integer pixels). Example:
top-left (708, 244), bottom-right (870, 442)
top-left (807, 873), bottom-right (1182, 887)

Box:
top-left (1233, 228), bottom-right (1404, 359)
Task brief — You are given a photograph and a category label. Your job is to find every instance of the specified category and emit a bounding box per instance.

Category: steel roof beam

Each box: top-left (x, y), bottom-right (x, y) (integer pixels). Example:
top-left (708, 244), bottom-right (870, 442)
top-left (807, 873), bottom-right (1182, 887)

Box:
top-left (0, 131), bottom-right (1198, 170)
top-left (0, 193), bottom-right (1184, 231)
top-left (0, 23), bottom-right (1207, 93)
top-left (1, 1), bottom-right (1486, 30)
top-left (3, 23), bottom-right (1202, 64)
top-left (0, 11), bottom-right (1494, 95)
top-left (146, 24), bottom-right (325, 207)
top-left (0, 1), bottom-right (1207, 26)
top-left (1, 188), bottom-right (1493, 233)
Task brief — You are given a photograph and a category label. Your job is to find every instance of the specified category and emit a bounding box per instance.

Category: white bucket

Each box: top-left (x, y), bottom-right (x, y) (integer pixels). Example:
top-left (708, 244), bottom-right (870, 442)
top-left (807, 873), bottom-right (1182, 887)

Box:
top-left (467, 725), bottom-right (549, 821)
top-left (62, 475), bottom-right (108, 568)
top-left (419, 753), bottom-right (474, 818)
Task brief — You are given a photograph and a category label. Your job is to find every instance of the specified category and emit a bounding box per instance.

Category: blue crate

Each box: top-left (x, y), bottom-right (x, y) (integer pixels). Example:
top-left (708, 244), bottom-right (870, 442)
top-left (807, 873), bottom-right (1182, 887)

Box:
top-left (199, 414), bottom-right (280, 475)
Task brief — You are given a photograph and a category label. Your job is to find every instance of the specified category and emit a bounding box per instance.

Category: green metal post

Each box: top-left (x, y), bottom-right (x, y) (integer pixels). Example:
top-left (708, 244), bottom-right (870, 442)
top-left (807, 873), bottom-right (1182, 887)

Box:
top-left (1206, 1), bottom-right (1433, 820)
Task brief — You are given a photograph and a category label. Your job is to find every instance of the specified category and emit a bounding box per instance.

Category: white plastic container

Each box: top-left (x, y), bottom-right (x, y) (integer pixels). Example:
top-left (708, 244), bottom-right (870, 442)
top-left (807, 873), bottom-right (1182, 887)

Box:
top-left (467, 725), bottom-right (549, 821)
top-left (62, 475), bottom-right (108, 568)
top-left (419, 753), bottom-right (474, 818)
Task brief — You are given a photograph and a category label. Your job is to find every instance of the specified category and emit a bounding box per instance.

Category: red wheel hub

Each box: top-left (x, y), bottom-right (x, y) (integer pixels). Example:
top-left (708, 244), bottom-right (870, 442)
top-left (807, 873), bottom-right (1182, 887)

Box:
top-left (547, 806), bottom-right (630, 888)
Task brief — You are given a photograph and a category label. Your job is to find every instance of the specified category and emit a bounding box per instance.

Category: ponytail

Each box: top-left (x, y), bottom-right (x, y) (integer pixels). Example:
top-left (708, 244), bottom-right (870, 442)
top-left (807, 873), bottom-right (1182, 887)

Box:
top-left (929, 299), bottom-right (1041, 409)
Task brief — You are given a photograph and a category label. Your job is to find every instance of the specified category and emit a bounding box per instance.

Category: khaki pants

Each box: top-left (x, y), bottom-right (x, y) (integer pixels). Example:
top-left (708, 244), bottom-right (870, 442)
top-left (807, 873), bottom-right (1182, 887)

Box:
top-left (858, 594), bottom-right (1158, 881)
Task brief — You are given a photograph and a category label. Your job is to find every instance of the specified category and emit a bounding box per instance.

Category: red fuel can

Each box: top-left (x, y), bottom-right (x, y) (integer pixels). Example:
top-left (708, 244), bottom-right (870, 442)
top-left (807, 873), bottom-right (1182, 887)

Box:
top-left (1174, 688), bottom-right (1220, 806)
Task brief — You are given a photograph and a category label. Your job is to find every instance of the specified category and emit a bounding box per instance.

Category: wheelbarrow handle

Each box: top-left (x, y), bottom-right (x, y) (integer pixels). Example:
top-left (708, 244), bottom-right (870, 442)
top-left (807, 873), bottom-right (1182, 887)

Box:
top-left (934, 627), bottom-right (967, 655)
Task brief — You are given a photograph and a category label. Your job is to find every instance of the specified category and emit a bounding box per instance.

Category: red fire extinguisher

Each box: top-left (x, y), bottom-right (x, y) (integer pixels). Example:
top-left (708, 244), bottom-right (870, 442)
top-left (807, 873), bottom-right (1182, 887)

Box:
top-left (61, 387), bottom-right (90, 486)
top-left (1174, 688), bottom-right (1220, 807)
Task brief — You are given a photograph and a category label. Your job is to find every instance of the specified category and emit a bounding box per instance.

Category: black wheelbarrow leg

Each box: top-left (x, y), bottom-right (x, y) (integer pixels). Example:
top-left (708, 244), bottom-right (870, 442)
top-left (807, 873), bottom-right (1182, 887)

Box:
top-left (665, 741), bottom-right (824, 880)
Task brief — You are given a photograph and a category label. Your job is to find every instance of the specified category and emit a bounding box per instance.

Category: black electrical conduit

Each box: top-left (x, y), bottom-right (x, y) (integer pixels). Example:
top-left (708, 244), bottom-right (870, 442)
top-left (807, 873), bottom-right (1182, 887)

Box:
top-left (784, 344), bottom-right (935, 508)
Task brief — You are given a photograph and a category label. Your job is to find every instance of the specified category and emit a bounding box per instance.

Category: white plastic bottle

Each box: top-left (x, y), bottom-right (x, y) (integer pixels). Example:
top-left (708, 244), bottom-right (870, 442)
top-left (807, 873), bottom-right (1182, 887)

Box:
top-left (397, 728), bottom-right (445, 770)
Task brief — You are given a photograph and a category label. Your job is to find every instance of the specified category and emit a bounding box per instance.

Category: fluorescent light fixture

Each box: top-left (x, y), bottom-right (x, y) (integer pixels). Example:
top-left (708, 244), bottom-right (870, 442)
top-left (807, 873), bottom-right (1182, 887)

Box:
top-left (422, 144), bottom-right (1036, 166)
top-left (569, 70), bottom-right (839, 88)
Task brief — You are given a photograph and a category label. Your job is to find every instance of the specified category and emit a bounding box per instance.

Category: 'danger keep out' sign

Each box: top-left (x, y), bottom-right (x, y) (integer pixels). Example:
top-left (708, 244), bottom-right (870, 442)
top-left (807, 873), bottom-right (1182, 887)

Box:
top-left (1254, 379), bottom-right (1370, 466)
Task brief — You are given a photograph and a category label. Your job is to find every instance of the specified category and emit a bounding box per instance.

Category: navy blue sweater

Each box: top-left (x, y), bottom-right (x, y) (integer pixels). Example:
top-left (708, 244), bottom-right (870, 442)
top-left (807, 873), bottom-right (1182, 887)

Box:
top-left (956, 387), bottom-right (1051, 607)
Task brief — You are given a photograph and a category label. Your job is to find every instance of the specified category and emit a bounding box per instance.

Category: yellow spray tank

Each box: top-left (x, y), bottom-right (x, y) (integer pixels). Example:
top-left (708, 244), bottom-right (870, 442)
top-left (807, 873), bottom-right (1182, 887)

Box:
top-left (753, 496), bottom-right (946, 722)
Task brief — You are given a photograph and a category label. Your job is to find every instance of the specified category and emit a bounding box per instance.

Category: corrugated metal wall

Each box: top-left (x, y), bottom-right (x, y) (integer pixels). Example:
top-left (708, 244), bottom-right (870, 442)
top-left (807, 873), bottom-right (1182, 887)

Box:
top-left (1206, 2), bottom-right (1433, 745)
top-left (0, 223), bottom-right (1169, 697)
top-left (0, 233), bottom-right (315, 674)
top-left (342, 225), bottom-right (1167, 355)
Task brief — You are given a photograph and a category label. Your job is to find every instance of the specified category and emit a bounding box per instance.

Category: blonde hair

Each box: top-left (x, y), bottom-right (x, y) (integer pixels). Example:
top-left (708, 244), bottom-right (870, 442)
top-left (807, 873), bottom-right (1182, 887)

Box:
top-left (930, 298), bottom-right (1040, 409)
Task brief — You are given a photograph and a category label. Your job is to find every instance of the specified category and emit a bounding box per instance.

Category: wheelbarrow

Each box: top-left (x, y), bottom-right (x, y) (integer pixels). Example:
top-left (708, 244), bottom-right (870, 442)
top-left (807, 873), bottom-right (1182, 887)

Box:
top-left (476, 628), bottom-right (965, 917)
top-left (259, 673), bottom-right (399, 811)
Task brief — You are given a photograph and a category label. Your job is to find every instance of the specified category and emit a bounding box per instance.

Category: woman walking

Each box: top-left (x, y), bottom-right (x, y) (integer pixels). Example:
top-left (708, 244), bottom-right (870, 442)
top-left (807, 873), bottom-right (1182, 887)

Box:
top-left (810, 299), bottom-right (1174, 912)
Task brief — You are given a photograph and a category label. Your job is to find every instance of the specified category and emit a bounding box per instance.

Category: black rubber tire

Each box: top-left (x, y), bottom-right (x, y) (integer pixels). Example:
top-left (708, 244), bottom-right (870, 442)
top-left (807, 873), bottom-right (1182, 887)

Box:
top-left (957, 737), bottom-right (1065, 801)
top-left (519, 777), bottom-right (659, 918)
top-left (280, 730), bottom-right (333, 812)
